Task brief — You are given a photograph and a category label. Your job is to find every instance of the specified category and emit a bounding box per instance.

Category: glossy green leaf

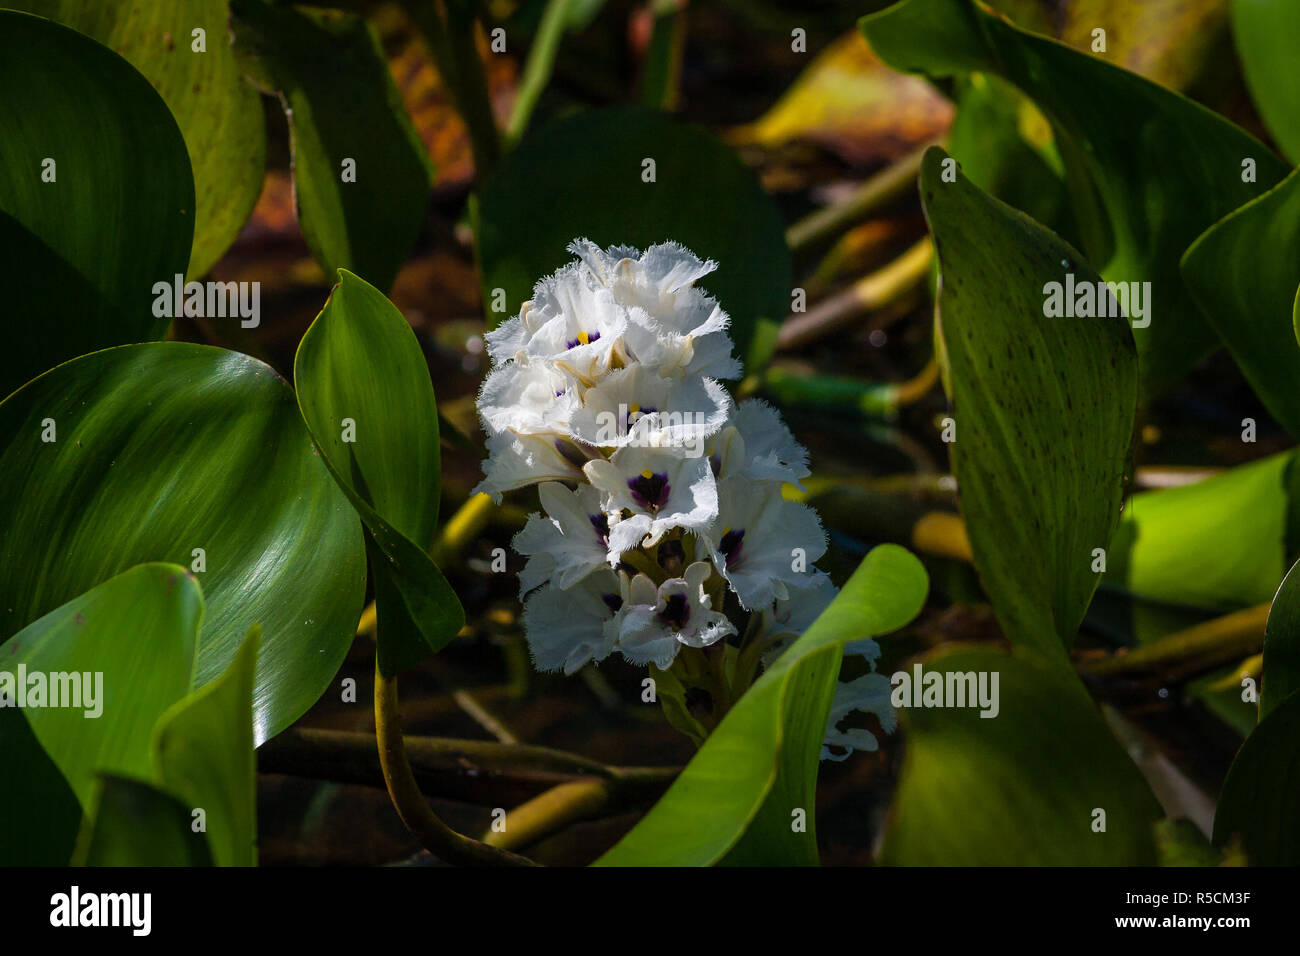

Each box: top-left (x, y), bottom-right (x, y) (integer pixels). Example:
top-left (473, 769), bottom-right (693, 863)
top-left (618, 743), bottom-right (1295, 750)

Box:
top-left (20, 0), bottom-right (267, 278)
top-left (920, 146), bottom-right (1137, 659)
top-left (596, 544), bottom-right (928, 866)
top-left (295, 271), bottom-right (463, 675)
top-left (1232, 0), bottom-right (1300, 164)
top-left (1107, 451), bottom-right (1292, 613)
top-left (74, 775), bottom-right (214, 867)
top-left (880, 649), bottom-right (1162, 865)
top-left (1213, 688), bottom-right (1300, 864)
top-left (862, 0), bottom-right (1288, 401)
top-left (0, 10), bottom-right (193, 398)
top-left (1261, 557), bottom-right (1300, 721)
top-left (152, 625), bottom-right (260, 866)
top-left (478, 107), bottom-right (791, 367)
top-left (0, 564), bottom-right (202, 865)
top-left (0, 343), bottom-right (367, 744)
top-left (1182, 168), bottom-right (1300, 436)
top-left (230, 0), bottom-right (431, 292)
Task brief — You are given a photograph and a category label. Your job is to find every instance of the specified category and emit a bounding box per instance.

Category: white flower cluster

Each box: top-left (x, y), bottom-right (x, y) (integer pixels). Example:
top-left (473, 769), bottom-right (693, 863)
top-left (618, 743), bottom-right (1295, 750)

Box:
top-left (474, 239), bottom-right (888, 760)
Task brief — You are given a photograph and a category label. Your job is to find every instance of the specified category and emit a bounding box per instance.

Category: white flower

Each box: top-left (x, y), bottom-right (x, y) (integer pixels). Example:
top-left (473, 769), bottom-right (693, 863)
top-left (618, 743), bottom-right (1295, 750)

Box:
top-left (613, 561), bottom-right (737, 668)
top-left (477, 357), bottom-right (578, 437)
top-left (570, 239), bottom-right (741, 380)
top-left (485, 264), bottom-right (628, 383)
top-left (822, 672), bottom-right (894, 761)
top-left (472, 430), bottom-right (587, 502)
top-left (521, 567), bottom-right (626, 674)
top-left (821, 642), bottom-right (894, 761)
top-left (714, 400), bottom-right (810, 488)
top-left (513, 482), bottom-right (612, 594)
top-left (701, 476), bottom-right (827, 609)
top-left (759, 571), bottom-right (839, 667)
top-left (584, 445), bottom-right (718, 559)
top-left (567, 364), bottom-right (731, 452)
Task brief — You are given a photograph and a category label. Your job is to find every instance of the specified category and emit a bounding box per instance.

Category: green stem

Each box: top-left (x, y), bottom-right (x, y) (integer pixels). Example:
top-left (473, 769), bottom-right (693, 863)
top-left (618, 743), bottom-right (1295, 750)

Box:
top-left (374, 662), bottom-right (538, 865)
top-left (506, 0), bottom-right (573, 144)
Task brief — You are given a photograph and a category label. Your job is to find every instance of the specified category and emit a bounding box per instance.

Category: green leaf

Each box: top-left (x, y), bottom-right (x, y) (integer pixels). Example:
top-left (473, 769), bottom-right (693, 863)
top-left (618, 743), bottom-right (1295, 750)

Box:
top-left (1107, 451), bottom-right (1292, 613)
top-left (862, 0), bottom-right (1288, 401)
top-left (0, 10), bottom-right (193, 398)
top-left (295, 270), bottom-right (463, 675)
top-left (1232, 0), bottom-right (1300, 164)
top-left (1182, 168), bottom-right (1300, 436)
top-left (74, 775), bottom-right (214, 867)
top-left (880, 648), bottom-right (1162, 865)
top-left (20, 0), bottom-right (267, 278)
top-left (152, 625), bottom-right (260, 866)
top-left (919, 146), bottom-right (1137, 658)
top-left (0, 343), bottom-right (367, 744)
top-left (1262, 557), bottom-right (1300, 721)
top-left (477, 107), bottom-right (791, 367)
top-left (595, 544), bottom-right (928, 866)
top-left (0, 564), bottom-right (202, 865)
top-left (230, 0), bottom-right (431, 292)
top-left (1213, 688), bottom-right (1300, 864)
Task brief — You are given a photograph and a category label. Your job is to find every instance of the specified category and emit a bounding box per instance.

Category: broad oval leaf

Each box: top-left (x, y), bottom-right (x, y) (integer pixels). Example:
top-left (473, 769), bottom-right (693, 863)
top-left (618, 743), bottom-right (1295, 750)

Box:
top-left (0, 563), bottom-right (202, 865)
top-left (595, 544), bottom-right (928, 866)
top-left (1232, 0), bottom-right (1300, 165)
top-left (152, 625), bottom-right (260, 867)
top-left (230, 0), bottom-right (432, 292)
top-left (920, 146), bottom-right (1137, 659)
top-left (1182, 167), bottom-right (1300, 436)
top-left (20, 0), bottom-right (267, 278)
top-left (862, 0), bottom-right (1288, 401)
top-left (1213, 687), bottom-right (1300, 864)
top-left (880, 648), bottom-right (1162, 864)
top-left (74, 774), bottom-right (215, 867)
top-left (295, 270), bottom-right (463, 675)
top-left (478, 106), bottom-right (791, 366)
top-left (0, 343), bottom-right (367, 744)
top-left (0, 9), bottom-right (194, 398)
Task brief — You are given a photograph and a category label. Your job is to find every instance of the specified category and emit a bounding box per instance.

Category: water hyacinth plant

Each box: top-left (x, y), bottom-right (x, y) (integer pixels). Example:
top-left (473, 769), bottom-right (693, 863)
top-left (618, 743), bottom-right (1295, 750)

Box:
top-left (475, 239), bottom-right (892, 749)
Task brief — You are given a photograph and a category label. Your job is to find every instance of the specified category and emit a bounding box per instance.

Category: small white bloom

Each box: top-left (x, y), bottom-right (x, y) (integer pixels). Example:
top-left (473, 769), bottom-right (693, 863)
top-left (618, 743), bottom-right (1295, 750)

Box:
top-left (477, 357), bottom-right (578, 437)
top-left (486, 262), bottom-right (628, 383)
top-left (513, 482), bottom-right (613, 594)
top-left (584, 445), bottom-right (718, 559)
top-left (759, 571), bottom-right (839, 667)
top-left (570, 238), bottom-right (741, 380)
top-left (472, 430), bottom-right (587, 502)
top-left (614, 561), bottom-right (737, 668)
top-left (716, 399), bottom-right (810, 487)
top-left (521, 567), bottom-right (626, 674)
top-left (821, 671), bottom-right (895, 761)
top-left (702, 475), bottom-right (827, 609)
top-left (567, 364), bottom-right (731, 451)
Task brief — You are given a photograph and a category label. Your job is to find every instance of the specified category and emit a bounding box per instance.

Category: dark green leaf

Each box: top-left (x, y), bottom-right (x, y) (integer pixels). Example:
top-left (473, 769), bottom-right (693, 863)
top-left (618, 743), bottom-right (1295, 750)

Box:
top-left (1262, 557), bottom-right (1300, 721)
top-left (1232, 0), bottom-right (1300, 164)
top-left (919, 146), bottom-right (1137, 658)
top-left (20, 0), bottom-right (267, 277)
top-left (0, 10), bottom-right (193, 398)
top-left (295, 270), bottom-right (463, 675)
top-left (0, 564), bottom-right (202, 864)
top-left (74, 774), bottom-right (214, 867)
top-left (230, 0), bottom-right (431, 291)
top-left (1213, 688), bottom-right (1300, 864)
top-left (478, 107), bottom-right (791, 367)
top-left (595, 544), bottom-right (928, 866)
top-left (0, 343), bottom-right (367, 744)
top-left (1182, 168), bottom-right (1300, 436)
top-left (152, 625), bottom-right (260, 866)
top-left (880, 649), bottom-right (1162, 864)
top-left (862, 0), bottom-right (1288, 401)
